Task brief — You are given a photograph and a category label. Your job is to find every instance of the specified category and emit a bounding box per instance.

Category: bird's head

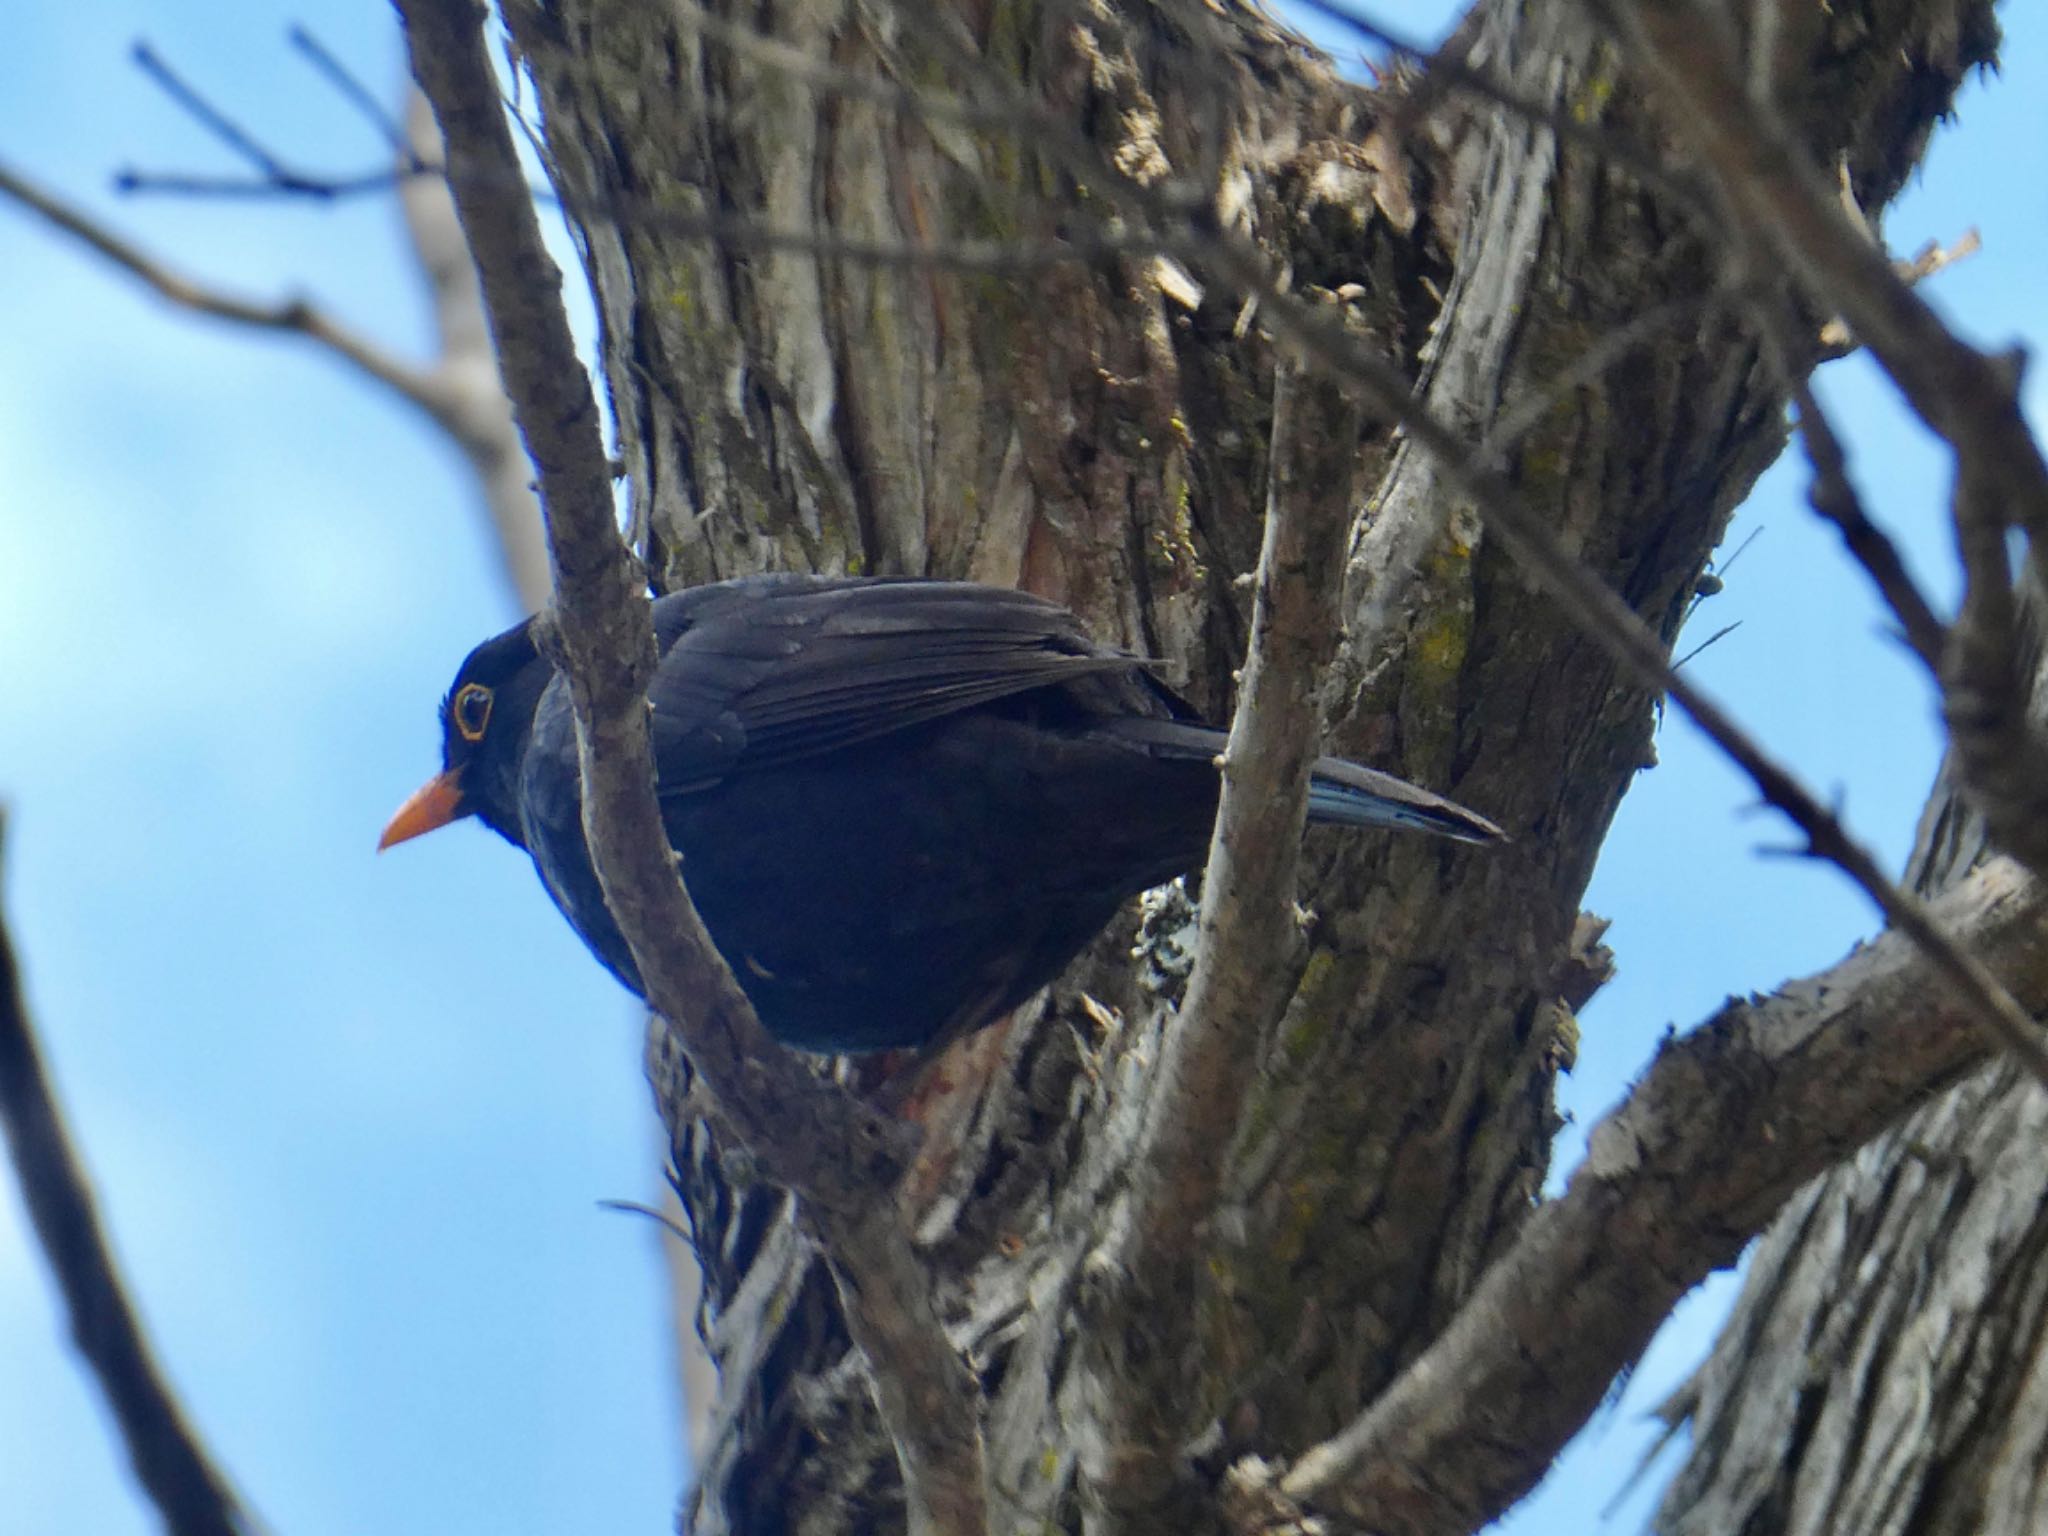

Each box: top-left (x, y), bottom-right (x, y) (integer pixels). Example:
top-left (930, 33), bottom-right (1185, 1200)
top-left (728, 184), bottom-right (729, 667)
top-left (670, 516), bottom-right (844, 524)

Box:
top-left (379, 617), bottom-right (550, 852)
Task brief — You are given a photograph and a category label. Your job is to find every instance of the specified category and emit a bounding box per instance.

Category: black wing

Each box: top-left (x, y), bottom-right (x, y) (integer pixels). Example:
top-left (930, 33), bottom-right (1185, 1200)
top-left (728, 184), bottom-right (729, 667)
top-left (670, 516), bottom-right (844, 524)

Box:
top-left (647, 576), bottom-right (1154, 792)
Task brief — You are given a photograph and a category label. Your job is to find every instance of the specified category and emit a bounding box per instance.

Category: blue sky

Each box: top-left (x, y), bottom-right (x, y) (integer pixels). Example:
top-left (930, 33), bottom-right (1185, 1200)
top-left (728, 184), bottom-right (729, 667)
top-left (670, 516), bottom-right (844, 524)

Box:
top-left (1, 3), bottom-right (2041, 1534)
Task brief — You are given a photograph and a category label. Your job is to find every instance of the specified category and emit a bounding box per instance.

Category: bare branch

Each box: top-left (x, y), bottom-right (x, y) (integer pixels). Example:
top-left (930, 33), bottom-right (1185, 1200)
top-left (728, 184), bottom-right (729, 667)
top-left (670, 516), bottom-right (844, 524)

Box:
top-left (1942, 437), bottom-right (2048, 877)
top-left (1241, 854), bottom-right (2048, 1536)
top-left (0, 154), bottom-right (548, 611)
top-left (131, 40), bottom-right (299, 185)
top-left (1097, 346), bottom-right (1378, 1502)
top-left (1789, 375), bottom-right (1947, 672)
top-left (1600, 2), bottom-right (2048, 557)
top-left (0, 813), bottom-right (260, 1536)
top-left (288, 26), bottom-right (424, 167)
top-left (1599, 0), bottom-right (2048, 884)
top-left (122, 34), bottom-right (399, 193)
top-left (114, 167), bottom-right (404, 199)
top-left (0, 158), bottom-right (441, 408)
top-left (393, 5), bottom-right (989, 1534)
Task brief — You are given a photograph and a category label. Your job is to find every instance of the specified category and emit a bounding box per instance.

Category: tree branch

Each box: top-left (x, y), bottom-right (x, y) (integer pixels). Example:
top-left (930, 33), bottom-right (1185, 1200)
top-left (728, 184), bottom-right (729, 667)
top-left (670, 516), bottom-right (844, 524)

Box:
top-left (0, 158), bottom-right (439, 406)
top-left (1233, 854), bottom-right (2048, 1536)
top-left (0, 814), bottom-right (258, 1536)
top-left (392, 4), bottom-right (989, 1533)
top-left (1093, 347), bottom-right (1378, 1506)
top-left (1602, 0), bottom-right (2048, 881)
top-left (1788, 373), bottom-right (1947, 673)
top-left (1942, 430), bottom-right (2048, 877)
top-left (1606, 0), bottom-right (2048, 545)
top-left (0, 153), bottom-right (548, 610)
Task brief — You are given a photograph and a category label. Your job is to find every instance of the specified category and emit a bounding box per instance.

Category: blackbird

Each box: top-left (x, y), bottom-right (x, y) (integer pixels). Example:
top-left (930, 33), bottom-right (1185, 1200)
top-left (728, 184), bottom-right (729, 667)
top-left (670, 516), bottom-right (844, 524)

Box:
top-left (380, 575), bottom-right (1502, 1053)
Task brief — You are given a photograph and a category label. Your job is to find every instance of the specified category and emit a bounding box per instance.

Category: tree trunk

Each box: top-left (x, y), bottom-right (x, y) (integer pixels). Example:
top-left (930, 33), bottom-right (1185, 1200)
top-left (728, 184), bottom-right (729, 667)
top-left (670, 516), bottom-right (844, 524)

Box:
top-left (488, 1), bottom-right (2000, 1531)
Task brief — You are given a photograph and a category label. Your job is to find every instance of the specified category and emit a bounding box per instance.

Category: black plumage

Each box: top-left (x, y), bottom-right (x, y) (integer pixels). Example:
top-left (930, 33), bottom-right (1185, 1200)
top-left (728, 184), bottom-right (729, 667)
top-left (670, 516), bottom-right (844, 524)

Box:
top-left (381, 575), bottom-right (1503, 1053)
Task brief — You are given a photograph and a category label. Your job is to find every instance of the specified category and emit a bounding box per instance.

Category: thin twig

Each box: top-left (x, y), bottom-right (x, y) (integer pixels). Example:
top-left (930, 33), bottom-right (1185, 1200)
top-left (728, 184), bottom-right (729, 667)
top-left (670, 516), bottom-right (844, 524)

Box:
top-left (0, 159), bottom-right (441, 412)
top-left (393, 5), bottom-right (990, 1534)
top-left (114, 168), bottom-right (404, 199)
top-left (131, 41), bottom-right (296, 183)
top-left (1790, 376), bottom-right (1947, 671)
top-left (288, 25), bottom-right (425, 168)
top-left (0, 812), bottom-right (259, 1536)
top-left (0, 154), bottom-right (550, 612)
top-left (1672, 620), bottom-right (1741, 671)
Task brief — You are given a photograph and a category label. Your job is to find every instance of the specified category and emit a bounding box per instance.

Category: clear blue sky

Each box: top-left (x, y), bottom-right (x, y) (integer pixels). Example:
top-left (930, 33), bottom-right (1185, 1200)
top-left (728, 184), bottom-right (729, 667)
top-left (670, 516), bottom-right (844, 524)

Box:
top-left (1, 4), bottom-right (2040, 1534)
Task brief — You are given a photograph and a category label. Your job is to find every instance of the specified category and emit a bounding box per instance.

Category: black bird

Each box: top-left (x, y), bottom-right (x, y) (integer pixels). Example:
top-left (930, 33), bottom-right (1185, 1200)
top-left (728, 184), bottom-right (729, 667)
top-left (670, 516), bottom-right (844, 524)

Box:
top-left (380, 576), bottom-right (1502, 1054)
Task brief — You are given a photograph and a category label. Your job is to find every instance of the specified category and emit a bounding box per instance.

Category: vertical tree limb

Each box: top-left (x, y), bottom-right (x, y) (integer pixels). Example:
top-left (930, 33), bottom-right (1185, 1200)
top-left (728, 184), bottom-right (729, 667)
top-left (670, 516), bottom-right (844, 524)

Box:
top-left (1090, 346), bottom-right (1376, 1512)
top-left (392, 4), bottom-right (990, 1531)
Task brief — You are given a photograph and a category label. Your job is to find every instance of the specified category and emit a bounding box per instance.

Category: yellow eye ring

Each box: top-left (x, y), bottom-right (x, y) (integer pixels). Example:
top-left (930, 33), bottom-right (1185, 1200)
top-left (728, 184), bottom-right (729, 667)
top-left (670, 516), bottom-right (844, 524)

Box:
top-left (453, 683), bottom-right (493, 742)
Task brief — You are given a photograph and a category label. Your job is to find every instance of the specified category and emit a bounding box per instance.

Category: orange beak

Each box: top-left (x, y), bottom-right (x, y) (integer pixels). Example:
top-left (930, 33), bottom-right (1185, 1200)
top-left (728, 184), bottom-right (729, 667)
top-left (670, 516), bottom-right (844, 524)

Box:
top-left (378, 770), bottom-right (467, 851)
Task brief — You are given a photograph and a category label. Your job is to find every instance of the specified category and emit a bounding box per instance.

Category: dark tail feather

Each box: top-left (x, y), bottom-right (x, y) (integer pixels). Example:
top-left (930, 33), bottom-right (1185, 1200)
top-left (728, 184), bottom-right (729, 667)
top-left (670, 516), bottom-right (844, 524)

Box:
top-left (1098, 718), bottom-right (1505, 845)
top-left (1304, 755), bottom-right (1505, 844)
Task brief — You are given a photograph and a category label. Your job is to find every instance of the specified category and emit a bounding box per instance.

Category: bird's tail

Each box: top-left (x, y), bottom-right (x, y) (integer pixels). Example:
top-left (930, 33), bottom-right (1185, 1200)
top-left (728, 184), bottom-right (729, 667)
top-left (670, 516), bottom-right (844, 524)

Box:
top-left (1303, 754), bottom-right (1504, 844)
top-left (1101, 718), bottom-right (1505, 846)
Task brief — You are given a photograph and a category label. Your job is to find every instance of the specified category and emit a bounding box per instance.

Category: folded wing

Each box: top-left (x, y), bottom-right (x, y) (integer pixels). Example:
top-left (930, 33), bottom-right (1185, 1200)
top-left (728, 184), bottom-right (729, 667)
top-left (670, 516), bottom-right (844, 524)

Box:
top-left (647, 577), bottom-right (1155, 792)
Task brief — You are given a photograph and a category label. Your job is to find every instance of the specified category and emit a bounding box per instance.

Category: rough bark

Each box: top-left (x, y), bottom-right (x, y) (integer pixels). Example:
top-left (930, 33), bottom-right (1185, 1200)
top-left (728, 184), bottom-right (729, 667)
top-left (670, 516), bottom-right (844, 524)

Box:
top-left (474, 1), bottom-right (2002, 1532)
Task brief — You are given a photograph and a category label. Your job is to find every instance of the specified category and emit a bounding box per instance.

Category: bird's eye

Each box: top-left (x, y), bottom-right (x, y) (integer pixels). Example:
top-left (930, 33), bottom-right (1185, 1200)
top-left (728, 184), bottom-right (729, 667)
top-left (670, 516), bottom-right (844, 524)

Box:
top-left (453, 683), bottom-right (493, 743)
